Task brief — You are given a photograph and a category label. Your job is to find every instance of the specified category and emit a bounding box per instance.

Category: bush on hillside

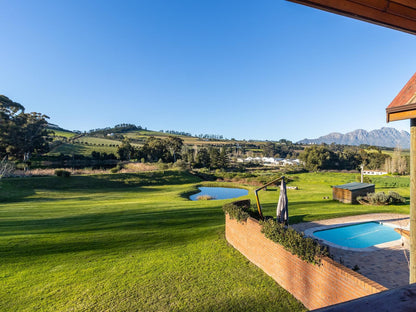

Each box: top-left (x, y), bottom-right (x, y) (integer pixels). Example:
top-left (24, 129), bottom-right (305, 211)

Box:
top-left (110, 163), bottom-right (124, 173)
top-left (173, 159), bottom-right (187, 170)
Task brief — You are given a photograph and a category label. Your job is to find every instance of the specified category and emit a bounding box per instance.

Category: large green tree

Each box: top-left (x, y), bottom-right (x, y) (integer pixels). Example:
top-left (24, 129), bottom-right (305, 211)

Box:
top-left (0, 95), bottom-right (25, 156)
top-left (141, 137), bottom-right (169, 162)
top-left (195, 148), bottom-right (210, 168)
top-left (0, 96), bottom-right (51, 161)
top-left (300, 145), bottom-right (337, 171)
top-left (164, 136), bottom-right (183, 162)
top-left (117, 138), bottom-right (135, 161)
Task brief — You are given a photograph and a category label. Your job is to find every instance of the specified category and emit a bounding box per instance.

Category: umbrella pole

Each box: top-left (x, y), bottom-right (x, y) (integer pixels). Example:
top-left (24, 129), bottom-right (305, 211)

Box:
top-left (255, 190), bottom-right (264, 220)
top-left (254, 176), bottom-right (285, 221)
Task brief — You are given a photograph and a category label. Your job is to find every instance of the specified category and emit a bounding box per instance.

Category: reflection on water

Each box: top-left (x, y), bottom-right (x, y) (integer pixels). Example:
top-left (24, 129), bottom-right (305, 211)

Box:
top-left (189, 187), bottom-right (248, 201)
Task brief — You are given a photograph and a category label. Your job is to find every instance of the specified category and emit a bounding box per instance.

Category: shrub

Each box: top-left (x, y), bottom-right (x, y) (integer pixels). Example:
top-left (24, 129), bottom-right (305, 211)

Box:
top-left (387, 191), bottom-right (406, 204)
top-left (110, 163), bottom-right (124, 173)
top-left (55, 169), bottom-right (71, 177)
top-left (368, 192), bottom-right (389, 205)
top-left (173, 159), bottom-right (187, 170)
top-left (223, 200), bottom-right (327, 265)
top-left (260, 218), bottom-right (328, 265)
top-left (357, 191), bottom-right (406, 205)
top-left (222, 202), bottom-right (250, 223)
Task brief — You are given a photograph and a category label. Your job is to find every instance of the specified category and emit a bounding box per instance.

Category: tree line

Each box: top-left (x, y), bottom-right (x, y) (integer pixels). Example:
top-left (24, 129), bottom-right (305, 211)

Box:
top-left (0, 95), bottom-right (50, 162)
top-left (1, 94), bottom-right (408, 175)
top-left (299, 144), bottom-right (408, 174)
top-left (117, 136), bottom-right (230, 169)
top-left (88, 124), bottom-right (144, 136)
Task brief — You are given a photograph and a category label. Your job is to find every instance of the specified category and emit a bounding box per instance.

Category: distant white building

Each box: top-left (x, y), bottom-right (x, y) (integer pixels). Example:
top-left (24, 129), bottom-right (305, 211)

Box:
top-left (363, 170), bottom-right (387, 176)
top-left (237, 157), bottom-right (301, 166)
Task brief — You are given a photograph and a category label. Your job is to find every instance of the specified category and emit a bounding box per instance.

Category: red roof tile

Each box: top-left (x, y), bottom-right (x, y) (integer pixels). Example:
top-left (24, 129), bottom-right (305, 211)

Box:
top-left (386, 72), bottom-right (416, 122)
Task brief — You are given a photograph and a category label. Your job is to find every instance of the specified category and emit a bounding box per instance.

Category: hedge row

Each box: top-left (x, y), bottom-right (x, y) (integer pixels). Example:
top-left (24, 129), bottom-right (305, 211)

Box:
top-left (223, 200), bottom-right (328, 265)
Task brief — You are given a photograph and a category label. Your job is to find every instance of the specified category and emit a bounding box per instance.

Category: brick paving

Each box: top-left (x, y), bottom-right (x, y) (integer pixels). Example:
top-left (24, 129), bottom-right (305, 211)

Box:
top-left (291, 214), bottom-right (410, 289)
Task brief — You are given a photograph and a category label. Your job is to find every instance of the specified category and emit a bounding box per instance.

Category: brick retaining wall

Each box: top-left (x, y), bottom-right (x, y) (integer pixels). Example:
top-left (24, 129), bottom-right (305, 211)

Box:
top-left (225, 215), bottom-right (388, 310)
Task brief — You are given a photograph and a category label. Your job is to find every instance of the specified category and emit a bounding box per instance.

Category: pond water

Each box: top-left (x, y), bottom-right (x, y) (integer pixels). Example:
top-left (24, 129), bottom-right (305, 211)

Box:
top-left (189, 187), bottom-right (248, 201)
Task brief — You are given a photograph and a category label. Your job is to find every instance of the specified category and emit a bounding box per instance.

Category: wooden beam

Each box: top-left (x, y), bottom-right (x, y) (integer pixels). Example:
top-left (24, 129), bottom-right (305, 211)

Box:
top-left (387, 110), bottom-right (416, 122)
top-left (393, 0), bottom-right (416, 10)
top-left (287, 0), bottom-right (416, 35)
top-left (410, 119), bottom-right (416, 284)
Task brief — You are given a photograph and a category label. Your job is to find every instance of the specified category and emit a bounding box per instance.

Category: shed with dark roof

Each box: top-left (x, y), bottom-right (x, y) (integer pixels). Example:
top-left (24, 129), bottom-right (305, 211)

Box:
top-left (332, 182), bottom-right (375, 204)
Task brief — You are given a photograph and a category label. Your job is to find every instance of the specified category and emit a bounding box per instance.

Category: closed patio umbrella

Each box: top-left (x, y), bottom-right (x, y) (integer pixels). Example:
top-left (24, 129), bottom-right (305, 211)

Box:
top-left (276, 179), bottom-right (288, 225)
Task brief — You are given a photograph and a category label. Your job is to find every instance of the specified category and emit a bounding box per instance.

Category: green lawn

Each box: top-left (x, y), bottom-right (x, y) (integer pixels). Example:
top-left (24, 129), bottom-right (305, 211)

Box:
top-left (75, 136), bottom-right (122, 146)
top-left (50, 129), bottom-right (78, 138)
top-left (0, 171), bottom-right (409, 311)
top-left (0, 171), bottom-right (307, 311)
top-left (257, 172), bottom-right (410, 223)
top-left (48, 143), bottom-right (119, 156)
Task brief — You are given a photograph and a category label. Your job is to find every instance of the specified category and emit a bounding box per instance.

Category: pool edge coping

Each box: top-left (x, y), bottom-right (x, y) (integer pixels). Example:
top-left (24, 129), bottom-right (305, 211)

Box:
top-left (304, 219), bottom-right (405, 252)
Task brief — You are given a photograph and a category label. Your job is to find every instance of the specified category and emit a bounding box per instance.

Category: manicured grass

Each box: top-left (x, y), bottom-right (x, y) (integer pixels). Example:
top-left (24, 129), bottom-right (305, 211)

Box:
top-left (257, 172), bottom-right (409, 223)
top-left (0, 171), bottom-right (409, 311)
top-left (0, 171), bottom-right (306, 311)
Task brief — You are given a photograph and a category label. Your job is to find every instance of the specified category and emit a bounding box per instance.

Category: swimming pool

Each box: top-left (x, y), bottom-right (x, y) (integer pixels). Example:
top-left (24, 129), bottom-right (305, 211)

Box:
top-left (313, 222), bottom-right (402, 249)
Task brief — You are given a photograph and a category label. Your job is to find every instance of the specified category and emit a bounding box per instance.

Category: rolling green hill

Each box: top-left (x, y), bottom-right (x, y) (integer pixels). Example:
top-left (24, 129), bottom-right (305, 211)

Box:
top-left (47, 126), bottom-right (246, 157)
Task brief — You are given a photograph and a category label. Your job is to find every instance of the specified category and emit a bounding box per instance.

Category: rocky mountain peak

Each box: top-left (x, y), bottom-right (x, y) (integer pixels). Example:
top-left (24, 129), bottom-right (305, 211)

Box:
top-left (297, 127), bottom-right (410, 148)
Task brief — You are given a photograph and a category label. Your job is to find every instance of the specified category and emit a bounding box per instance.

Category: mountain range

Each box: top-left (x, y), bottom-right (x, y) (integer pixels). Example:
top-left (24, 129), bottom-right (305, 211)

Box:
top-left (297, 127), bottom-right (410, 149)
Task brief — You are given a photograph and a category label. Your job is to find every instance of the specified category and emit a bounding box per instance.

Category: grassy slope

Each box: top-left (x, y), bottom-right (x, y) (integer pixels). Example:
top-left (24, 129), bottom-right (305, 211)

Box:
top-left (0, 171), bottom-right (306, 312)
top-left (124, 130), bottom-right (230, 146)
top-left (49, 129), bottom-right (255, 156)
top-left (75, 136), bottom-right (121, 145)
top-left (0, 171), bottom-right (409, 311)
top-left (48, 143), bottom-right (119, 156)
top-left (50, 129), bottom-right (78, 138)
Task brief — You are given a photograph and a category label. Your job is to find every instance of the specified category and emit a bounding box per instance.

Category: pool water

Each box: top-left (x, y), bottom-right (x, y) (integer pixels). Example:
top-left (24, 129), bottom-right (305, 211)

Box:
top-left (313, 222), bottom-right (401, 248)
top-left (189, 187), bottom-right (248, 201)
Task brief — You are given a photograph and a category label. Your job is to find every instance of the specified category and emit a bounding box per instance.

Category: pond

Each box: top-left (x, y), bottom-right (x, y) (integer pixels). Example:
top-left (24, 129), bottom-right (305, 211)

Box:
top-left (189, 186), bottom-right (248, 201)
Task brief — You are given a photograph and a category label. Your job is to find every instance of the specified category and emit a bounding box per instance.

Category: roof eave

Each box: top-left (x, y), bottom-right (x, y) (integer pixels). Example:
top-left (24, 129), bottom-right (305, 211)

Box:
top-left (286, 0), bottom-right (416, 36)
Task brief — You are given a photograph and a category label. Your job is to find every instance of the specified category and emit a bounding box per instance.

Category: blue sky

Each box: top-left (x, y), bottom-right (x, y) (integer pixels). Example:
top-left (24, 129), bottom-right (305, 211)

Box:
top-left (1, 0), bottom-right (416, 142)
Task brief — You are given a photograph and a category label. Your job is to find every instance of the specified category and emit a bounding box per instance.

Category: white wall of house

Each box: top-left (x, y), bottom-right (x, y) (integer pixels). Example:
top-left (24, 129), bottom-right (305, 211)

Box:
top-left (363, 170), bottom-right (387, 175)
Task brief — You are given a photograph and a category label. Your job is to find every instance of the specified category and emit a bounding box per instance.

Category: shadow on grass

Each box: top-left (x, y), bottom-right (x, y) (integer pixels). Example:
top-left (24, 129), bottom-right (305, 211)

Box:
top-left (50, 143), bottom-right (89, 155)
top-left (0, 171), bottom-right (201, 203)
top-left (16, 186), bottom-right (161, 203)
top-left (0, 205), bottom-right (225, 261)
